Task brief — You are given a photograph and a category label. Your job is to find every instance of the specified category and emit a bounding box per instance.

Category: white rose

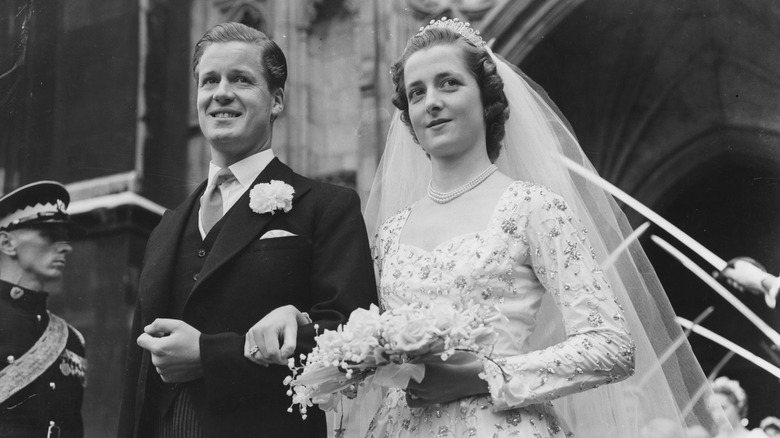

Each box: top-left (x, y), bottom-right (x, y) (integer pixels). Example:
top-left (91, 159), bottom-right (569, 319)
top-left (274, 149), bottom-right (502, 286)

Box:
top-left (390, 316), bottom-right (437, 353)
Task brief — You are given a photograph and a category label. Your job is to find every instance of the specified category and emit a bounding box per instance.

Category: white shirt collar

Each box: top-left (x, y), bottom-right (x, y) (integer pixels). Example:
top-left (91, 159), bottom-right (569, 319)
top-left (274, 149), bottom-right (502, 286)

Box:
top-left (207, 148), bottom-right (276, 189)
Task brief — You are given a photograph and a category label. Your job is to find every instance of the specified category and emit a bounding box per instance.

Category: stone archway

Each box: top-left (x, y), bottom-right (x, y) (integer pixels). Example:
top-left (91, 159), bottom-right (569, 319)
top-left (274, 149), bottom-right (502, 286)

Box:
top-left (485, 0), bottom-right (780, 424)
top-left (640, 128), bottom-right (780, 426)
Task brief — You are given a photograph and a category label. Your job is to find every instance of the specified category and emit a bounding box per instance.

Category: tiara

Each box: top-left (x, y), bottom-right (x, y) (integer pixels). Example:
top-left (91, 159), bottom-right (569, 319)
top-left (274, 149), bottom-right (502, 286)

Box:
top-left (417, 17), bottom-right (485, 47)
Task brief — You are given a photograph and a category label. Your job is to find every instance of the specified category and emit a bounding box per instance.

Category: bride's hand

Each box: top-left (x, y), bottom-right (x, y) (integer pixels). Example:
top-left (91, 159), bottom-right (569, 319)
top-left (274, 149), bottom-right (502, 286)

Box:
top-left (404, 351), bottom-right (489, 407)
top-left (243, 305), bottom-right (310, 366)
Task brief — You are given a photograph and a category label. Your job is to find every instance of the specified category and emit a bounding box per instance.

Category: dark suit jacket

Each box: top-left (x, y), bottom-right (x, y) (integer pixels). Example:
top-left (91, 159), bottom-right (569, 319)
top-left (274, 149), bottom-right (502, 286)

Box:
top-left (118, 158), bottom-right (377, 437)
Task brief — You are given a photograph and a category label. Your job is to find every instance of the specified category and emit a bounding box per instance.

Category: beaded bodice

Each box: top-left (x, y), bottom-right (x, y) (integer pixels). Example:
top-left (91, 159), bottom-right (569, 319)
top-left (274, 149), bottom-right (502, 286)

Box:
top-left (373, 181), bottom-right (635, 412)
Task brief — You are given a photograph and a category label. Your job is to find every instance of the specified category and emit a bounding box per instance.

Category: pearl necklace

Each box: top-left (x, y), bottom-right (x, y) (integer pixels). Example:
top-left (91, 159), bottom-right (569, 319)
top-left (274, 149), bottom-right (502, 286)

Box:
top-left (427, 164), bottom-right (498, 204)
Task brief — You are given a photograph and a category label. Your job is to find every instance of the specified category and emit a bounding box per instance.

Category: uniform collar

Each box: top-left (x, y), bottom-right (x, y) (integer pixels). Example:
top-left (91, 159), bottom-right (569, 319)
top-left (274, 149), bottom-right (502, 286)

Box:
top-left (0, 279), bottom-right (48, 313)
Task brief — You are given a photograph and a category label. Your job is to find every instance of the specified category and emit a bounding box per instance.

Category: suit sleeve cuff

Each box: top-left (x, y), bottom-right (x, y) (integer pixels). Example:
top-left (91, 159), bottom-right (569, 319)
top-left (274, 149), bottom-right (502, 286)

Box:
top-left (200, 332), bottom-right (259, 407)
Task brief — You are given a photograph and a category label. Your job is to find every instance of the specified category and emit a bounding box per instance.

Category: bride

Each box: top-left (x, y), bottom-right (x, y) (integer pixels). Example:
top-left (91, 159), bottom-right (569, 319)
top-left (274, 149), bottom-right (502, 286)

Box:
top-left (358, 17), bottom-right (728, 437)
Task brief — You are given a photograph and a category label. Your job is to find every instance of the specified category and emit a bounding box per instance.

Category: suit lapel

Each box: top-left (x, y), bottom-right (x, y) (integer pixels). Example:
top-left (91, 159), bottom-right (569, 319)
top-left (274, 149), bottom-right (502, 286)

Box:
top-left (138, 180), bottom-right (206, 323)
top-left (192, 158), bottom-right (311, 295)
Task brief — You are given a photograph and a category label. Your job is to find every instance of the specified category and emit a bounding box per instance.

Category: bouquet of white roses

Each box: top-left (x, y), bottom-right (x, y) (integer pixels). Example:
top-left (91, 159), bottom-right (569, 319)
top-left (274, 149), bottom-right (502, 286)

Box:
top-left (284, 301), bottom-right (500, 418)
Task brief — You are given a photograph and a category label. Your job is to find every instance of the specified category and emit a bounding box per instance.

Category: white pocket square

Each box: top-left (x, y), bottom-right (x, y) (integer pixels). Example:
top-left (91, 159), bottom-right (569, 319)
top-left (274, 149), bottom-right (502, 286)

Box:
top-left (259, 229), bottom-right (297, 240)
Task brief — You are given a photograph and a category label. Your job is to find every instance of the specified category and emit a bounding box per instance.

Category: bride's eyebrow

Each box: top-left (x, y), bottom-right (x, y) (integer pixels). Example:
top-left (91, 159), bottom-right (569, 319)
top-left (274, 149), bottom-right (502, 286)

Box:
top-left (406, 78), bottom-right (423, 89)
top-left (435, 71), bottom-right (464, 82)
top-left (406, 70), bottom-right (464, 88)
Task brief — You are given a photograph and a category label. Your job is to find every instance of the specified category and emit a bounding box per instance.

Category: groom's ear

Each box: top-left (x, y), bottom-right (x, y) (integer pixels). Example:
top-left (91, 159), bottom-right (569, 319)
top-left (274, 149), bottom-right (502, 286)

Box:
top-left (270, 88), bottom-right (285, 120)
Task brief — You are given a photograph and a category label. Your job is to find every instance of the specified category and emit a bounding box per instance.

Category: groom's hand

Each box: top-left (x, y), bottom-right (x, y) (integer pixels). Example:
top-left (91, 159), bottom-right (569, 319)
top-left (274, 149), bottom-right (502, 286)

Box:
top-left (244, 305), bottom-right (306, 366)
top-left (137, 318), bottom-right (203, 383)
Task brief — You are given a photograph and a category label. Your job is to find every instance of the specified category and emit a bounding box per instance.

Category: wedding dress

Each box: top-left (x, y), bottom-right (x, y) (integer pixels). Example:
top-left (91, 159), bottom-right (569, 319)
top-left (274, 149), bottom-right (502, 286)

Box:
top-left (357, 41), bottom-right (727, 436)
top-left (367, 181), bottom-right (635, 437)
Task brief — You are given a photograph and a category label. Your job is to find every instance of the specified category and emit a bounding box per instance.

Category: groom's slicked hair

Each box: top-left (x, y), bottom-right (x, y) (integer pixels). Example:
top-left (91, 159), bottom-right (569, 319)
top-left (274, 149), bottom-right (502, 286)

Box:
top-left (192, 22), bottom-right (287, 91)
top-left (390, 26), bottom-right (509, 163)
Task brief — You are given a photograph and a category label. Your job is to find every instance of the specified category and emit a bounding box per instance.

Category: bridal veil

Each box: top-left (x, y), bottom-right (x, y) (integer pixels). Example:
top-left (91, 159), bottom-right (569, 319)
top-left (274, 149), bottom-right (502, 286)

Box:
top-left (361, 36), bottom-right (726, 437)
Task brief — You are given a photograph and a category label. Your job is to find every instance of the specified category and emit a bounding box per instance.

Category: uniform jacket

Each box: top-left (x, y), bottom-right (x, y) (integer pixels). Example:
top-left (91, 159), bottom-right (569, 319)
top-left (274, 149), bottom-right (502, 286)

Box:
top-left (0, 280), bottom-right (86, 438)
top-left (118, 158), bottom-right (377, 437)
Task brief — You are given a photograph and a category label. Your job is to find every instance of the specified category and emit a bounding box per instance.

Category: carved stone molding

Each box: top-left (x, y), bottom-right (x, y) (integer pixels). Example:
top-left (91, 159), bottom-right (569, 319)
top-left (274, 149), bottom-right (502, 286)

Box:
top-left (212, 0), bottom-right (269, 30)
top-left (480, 0), bottom-right (583, 64)
top-left (406, 0), bottom-right (497, 21)
top-left (302, 0), bottom-right (359, 30)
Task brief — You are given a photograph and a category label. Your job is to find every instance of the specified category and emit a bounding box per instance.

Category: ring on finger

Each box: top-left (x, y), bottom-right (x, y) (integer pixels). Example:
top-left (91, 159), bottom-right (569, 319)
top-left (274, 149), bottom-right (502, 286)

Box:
top-left (249, 345), bottom-right (260, 355)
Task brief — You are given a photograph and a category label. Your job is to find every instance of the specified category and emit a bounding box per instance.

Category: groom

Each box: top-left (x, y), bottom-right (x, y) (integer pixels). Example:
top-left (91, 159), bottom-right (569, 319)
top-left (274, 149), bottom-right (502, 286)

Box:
top-left (118, 23), bottom-right (376, 437)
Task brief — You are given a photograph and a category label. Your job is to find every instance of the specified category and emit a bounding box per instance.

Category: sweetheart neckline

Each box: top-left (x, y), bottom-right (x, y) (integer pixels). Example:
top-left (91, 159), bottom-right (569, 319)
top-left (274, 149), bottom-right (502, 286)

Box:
top-left (395, 182), bottom-right (519, 254)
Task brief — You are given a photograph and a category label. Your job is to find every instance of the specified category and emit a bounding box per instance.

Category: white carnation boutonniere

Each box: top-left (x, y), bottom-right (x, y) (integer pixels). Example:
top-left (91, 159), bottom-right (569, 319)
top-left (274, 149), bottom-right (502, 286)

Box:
top-left (249, 180), bottom-right (295, 215)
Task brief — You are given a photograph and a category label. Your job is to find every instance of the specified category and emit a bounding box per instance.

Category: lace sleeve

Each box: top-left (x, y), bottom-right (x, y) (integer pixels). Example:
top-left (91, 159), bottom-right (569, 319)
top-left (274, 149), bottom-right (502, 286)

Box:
top-left (480, 186), bottom-right (636, 410)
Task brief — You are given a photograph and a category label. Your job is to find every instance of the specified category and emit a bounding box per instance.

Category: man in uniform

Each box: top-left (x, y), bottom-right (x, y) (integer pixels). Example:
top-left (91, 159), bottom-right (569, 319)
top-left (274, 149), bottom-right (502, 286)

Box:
top-left (0, 181), bottom-right (86, 438)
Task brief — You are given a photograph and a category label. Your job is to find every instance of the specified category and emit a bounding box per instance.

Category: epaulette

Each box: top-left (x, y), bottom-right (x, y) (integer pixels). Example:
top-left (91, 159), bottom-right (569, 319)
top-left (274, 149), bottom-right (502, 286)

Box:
top-left (67, 323), bottom-right (85, 348)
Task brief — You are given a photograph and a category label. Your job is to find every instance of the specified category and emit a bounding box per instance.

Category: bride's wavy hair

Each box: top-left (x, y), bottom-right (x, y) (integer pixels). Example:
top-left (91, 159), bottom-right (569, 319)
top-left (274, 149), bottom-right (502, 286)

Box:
top-left (390, 27), bottom-right (510, 162)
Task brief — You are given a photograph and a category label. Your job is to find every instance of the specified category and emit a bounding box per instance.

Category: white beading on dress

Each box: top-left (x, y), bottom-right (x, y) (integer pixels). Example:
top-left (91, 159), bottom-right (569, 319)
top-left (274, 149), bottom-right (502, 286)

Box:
top-left (367, 181), bottom-right (636, 437)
